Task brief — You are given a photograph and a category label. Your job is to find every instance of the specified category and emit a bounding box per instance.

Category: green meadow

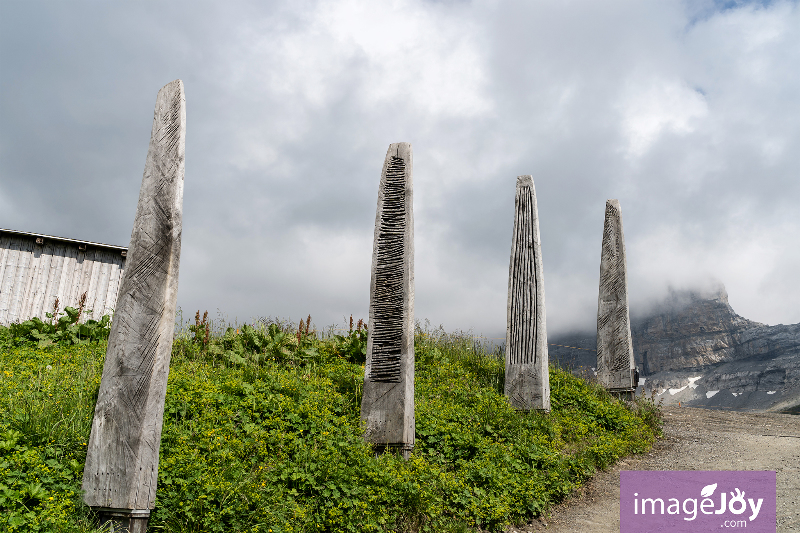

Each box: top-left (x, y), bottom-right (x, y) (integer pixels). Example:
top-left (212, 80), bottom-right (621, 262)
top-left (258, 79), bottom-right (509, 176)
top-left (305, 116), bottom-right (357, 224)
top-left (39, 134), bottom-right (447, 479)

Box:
top-left (0, 313), bottom-right (661, 532)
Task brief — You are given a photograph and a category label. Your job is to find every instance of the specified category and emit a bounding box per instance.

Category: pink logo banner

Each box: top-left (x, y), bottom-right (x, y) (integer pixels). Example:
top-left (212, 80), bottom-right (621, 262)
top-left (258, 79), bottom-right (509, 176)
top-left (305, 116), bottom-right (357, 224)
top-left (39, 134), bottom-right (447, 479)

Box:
top-left (620, 470), bottom-right (776, 532)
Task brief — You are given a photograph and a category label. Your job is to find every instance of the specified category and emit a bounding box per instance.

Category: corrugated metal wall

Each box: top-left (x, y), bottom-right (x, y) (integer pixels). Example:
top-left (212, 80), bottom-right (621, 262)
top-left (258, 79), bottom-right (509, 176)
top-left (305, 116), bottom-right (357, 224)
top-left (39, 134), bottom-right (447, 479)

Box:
top-left (0, 230), bottom-right (127, 326)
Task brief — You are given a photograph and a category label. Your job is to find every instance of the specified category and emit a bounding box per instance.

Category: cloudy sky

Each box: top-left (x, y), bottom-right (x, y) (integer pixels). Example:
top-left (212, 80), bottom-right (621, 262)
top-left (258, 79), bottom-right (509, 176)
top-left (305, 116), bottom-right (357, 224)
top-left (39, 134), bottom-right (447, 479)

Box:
top-left (1, 0), bottom-right (798, 337)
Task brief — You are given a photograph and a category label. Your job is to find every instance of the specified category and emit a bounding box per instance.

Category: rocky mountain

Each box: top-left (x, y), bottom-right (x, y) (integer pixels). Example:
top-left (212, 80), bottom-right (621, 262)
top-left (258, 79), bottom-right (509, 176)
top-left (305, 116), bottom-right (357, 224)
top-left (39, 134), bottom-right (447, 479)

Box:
top-left (549, 284), bottom-right (800, 414)
top-left (633, 285), bottom-right (799, 373)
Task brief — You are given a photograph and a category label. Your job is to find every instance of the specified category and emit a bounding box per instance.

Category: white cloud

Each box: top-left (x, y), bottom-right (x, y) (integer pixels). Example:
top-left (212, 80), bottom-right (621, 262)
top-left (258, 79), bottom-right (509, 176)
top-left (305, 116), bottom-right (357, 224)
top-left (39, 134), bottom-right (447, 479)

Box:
top-left (618, 79), bottom-right (708, 158)
top-left (1, 0), bottom-right (799, 334)
top-left (627, 215), bottom-right (800, 326)
top-left (234, 0), bottom-right (491, 116)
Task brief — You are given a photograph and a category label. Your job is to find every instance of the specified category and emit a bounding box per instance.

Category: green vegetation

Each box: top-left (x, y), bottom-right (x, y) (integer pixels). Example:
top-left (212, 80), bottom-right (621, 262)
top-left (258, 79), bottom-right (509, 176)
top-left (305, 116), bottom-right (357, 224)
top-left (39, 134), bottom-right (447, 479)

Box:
top-left (0, 313), bottom-right (662, 532)
top-left (0, 295), bottom-right (112, 351)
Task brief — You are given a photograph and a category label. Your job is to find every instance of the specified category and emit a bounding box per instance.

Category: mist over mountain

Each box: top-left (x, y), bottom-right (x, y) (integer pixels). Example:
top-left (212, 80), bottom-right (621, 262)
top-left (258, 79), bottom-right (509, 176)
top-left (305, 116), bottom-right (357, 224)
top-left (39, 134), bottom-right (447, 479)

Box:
top-left (549, 283), bottom-right (800, 414)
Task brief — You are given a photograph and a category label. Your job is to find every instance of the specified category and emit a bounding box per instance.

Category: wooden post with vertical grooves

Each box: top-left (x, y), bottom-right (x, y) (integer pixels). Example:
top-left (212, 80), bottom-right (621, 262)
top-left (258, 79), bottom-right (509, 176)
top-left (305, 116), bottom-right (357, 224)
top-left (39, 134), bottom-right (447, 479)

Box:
top-left (504, 175), bottom-right (550, 411)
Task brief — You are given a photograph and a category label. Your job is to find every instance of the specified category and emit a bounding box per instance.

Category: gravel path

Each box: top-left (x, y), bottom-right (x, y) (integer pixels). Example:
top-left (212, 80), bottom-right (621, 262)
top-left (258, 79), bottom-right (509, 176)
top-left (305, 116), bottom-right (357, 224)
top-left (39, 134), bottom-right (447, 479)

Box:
top-left (508, 407), bottom-right (800, 532)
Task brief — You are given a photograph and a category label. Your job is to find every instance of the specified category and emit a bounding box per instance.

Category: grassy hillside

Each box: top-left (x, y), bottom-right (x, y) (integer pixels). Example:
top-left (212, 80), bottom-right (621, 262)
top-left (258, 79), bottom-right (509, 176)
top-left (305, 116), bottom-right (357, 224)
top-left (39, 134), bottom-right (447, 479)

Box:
top-left (0, 317), bottom-right (661, 532)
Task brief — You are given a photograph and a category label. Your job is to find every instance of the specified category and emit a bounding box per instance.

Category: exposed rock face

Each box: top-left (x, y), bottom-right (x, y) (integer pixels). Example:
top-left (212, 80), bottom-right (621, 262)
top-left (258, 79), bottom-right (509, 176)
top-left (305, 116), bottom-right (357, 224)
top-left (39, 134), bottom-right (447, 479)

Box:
top-left (631, 285), bottom-right (800, 379)
top-left (550, 283), bottom-right (800, 412)
top-left (632, 285), bottom-right (763, 374)
top-left (736, 322), bottom-right (800, 364)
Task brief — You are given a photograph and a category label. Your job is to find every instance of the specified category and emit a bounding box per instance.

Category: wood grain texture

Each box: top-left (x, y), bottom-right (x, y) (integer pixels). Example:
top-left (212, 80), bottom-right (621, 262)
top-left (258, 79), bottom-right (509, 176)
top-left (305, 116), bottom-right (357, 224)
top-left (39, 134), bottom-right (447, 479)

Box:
top-left (9, 240), bottom-right (32, 322)
top-left (0, 235), bottom-right (126, 326)
top-left (596, 199), bottom-right (636, 391)
top-left (82, 79), bottom-right (185, 510)
top-left (360, 142), bottom-right (415, 456)
top-left (504, 175), bottom-right (550, 411)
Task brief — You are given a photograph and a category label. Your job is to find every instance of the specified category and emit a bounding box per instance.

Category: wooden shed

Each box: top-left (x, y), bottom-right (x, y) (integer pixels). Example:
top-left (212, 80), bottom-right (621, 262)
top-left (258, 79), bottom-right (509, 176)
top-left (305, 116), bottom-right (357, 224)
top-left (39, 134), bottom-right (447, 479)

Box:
top-left (0, 228), bottom-right (127, 326)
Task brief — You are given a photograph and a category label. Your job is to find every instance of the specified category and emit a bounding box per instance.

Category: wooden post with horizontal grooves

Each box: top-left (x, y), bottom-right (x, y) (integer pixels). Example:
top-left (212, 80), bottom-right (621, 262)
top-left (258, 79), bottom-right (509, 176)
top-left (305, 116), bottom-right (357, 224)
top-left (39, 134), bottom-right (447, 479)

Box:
top-left (360, 142), bottom-right (415, 459)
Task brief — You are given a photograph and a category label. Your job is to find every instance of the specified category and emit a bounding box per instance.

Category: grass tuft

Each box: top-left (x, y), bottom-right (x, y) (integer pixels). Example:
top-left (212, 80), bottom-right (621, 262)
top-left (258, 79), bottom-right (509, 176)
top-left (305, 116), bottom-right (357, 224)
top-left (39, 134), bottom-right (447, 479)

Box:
top-left (0, 315), bottom-right (661, 532)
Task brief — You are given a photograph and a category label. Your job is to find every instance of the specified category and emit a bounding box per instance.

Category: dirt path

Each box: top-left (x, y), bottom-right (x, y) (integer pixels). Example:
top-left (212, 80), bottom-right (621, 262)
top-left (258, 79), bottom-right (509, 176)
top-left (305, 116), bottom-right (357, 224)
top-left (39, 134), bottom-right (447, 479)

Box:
top-left (509, 407), bottom-right (800, 532)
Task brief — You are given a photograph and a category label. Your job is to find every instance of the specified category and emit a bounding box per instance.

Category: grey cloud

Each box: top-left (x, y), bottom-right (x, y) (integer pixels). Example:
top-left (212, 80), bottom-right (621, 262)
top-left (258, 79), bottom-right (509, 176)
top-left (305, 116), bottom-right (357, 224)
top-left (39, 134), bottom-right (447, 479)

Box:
top-left (1, 0), bottom-right (798, 339)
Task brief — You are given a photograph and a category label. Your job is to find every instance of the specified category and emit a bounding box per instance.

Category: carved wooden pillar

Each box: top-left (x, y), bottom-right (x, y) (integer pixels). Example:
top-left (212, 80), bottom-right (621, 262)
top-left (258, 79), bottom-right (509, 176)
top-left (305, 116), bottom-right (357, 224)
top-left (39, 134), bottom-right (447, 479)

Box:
top-left (360, 142), bottom-right (415, 459)
top-left (505, 175), bottom-right (550, 411)
top-left (596, 199), bottom-right (636, 393)
top-left (82, 80), bottom-right (185, 531)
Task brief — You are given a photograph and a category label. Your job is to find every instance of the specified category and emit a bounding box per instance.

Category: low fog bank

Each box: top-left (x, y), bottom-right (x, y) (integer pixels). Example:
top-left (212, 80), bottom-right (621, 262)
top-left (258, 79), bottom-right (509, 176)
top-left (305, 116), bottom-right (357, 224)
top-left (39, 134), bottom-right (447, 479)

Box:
top-left (547, 277), bottom-right (735, 340)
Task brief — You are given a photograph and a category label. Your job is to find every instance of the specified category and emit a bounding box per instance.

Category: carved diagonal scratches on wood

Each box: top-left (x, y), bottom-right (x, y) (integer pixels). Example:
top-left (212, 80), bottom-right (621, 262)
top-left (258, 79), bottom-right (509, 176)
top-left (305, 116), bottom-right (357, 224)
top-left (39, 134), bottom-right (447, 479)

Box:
top-left (83, 80), bottom-right (184, 510)
top-left (596, 199), bottom-right (634, 388)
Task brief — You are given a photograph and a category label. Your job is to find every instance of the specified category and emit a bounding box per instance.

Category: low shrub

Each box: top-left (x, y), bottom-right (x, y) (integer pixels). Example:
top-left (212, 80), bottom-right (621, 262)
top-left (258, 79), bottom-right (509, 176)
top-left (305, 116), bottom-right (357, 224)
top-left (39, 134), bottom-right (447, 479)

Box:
top-left (0, 295), bottom-right (111, 351)
top-left (0, 315), bottom-right (661, 532)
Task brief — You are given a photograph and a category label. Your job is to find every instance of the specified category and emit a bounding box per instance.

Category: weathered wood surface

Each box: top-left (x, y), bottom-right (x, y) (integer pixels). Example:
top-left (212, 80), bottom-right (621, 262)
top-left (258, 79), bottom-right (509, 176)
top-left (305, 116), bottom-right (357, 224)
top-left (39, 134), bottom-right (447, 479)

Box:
top-left (82, 79), bottom-right (185, 511)
top-left (504, 175), bottom-right (550, 411)
top-left (97, 508), bottom-right (150, 533)
top-left (0, 231), bottom-right (126, 326)
top-left (596, 199), bottom-right (636, 391)
top-left (361, 142), bottom-right (415, 457)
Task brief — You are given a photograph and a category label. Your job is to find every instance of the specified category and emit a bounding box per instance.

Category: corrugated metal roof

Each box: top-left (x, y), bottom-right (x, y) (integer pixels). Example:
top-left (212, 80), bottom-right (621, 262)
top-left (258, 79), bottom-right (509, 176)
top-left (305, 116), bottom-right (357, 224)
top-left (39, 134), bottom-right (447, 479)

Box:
top-left (0, 228), bottom-right (128, 252)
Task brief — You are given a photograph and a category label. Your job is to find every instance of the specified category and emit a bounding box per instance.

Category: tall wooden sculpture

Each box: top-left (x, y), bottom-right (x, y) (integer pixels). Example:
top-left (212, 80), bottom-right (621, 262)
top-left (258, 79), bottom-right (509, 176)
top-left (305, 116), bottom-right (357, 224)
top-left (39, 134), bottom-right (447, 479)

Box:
top-left (360, 142), bottom-right (415, 459)
top-left (82, 80), bottom-right (185, 532)
top-left (596, 199), bottom-right (636, 393)
top-left (504, 175), bottom-right (550, 411)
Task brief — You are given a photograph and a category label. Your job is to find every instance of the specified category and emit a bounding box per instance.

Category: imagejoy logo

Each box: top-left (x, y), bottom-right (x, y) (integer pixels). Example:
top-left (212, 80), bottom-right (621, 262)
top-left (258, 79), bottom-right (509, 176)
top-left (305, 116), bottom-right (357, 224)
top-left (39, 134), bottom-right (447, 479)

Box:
top-left (620, 471), bottom-right (776, 532)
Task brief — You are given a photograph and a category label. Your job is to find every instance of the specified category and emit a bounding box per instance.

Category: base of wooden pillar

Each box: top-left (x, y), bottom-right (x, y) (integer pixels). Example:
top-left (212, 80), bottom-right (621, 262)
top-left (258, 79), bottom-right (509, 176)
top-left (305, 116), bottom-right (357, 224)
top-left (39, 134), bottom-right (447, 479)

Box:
top-left (96, 508), bottom-right (150, 533)
top-left (608, 388), bottom-right (636, 401)
top-left (373, 443), bottom-right (413, 460)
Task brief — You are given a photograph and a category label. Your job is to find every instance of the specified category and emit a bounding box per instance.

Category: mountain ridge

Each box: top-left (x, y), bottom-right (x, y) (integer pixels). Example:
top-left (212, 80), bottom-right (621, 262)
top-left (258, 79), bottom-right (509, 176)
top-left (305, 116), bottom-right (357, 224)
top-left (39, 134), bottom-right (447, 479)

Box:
top-left (549, 284), bottom-right (800, 413)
